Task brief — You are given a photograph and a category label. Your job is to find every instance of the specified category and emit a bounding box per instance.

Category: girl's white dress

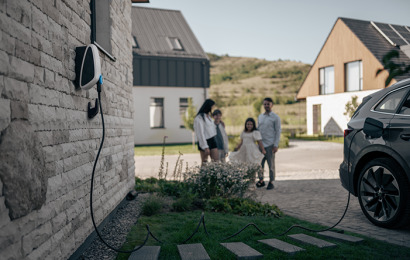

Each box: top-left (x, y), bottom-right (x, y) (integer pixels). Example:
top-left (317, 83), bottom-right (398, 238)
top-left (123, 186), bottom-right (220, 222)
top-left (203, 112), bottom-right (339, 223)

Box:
top-left (229, 130), bottom-right (264, 164)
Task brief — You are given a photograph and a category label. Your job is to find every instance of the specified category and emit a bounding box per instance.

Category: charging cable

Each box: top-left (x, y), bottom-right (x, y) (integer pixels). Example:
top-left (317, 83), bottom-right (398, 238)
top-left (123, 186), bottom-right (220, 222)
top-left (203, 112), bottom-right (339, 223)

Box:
top-left (89, 78), bottom-right (150, 253)
top-left (89, 77), bottom-right (362, 249)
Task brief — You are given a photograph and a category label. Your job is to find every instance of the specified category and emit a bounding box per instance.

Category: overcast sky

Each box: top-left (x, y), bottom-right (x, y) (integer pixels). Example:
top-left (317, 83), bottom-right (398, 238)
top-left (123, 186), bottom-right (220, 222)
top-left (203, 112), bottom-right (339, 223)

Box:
top-left (133, 0), bottom-right (410, 64)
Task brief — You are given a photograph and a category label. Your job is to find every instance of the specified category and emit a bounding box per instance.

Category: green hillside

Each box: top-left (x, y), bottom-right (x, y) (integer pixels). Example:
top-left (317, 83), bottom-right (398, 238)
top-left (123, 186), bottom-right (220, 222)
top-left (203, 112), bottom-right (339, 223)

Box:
top-left (207, 53), bottom-right (310, 134)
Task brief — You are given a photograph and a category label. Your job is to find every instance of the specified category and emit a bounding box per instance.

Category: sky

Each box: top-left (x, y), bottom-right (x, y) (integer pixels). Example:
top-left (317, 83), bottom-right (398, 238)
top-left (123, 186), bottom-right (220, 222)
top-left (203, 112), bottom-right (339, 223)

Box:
top-left (132, 0), bottom-right (410, 64)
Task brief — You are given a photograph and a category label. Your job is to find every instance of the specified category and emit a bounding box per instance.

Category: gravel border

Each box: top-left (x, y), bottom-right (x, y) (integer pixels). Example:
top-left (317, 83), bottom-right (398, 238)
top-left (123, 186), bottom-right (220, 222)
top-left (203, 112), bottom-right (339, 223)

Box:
top-left (77, 193), bottom-right (150, 260)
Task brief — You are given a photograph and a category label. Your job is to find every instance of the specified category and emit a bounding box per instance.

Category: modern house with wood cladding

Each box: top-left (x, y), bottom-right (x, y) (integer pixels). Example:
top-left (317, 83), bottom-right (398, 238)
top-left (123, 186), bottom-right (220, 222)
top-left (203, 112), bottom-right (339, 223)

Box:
top-left (297, 17), bottom-right (410, 136)
top-left (131, 6), bottom-right (210, 145)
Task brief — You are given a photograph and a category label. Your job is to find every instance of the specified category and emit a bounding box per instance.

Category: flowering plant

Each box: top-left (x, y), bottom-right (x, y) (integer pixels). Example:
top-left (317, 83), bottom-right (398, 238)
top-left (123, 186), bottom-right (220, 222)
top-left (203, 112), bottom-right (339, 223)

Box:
top-left (185, 161), bottom-right (263, 199)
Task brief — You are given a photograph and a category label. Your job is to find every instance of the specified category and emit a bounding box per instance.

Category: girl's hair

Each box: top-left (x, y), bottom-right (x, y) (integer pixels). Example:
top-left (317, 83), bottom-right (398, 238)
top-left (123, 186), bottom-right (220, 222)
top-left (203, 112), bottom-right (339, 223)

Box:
top-left (244, 118), bottom-right (257, 132)
top-left (196, 99), bottom-right (215, 121)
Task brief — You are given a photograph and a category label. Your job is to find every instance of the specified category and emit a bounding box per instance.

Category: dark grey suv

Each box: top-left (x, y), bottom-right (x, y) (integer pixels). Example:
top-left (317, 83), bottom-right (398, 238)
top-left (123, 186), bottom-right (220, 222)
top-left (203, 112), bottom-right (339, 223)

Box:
top-left (339, 78), bottom-right (410, 229)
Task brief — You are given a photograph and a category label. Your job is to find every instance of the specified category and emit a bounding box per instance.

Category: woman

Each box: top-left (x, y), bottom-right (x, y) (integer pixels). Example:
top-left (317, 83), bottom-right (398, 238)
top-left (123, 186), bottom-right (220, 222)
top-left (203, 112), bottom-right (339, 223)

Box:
top-left (194, 99), bottom-right (218, 165)
top-left (229, 118), bottom-right (266, 164)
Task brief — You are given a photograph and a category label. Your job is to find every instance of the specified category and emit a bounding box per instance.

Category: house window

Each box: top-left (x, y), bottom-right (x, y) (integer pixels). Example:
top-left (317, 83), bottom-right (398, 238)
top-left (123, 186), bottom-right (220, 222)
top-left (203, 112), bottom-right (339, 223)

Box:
top-left (345, 61), bottom-right (362, 92)
top-left (167, 37), bottom-right (183, 50)
top-left (150, 98), bottom-right (164, 128)
top-left (91, 0), bottom-right (115, 61)
top-left (132, 37), bottom-right (138, 48)
top-left (319, 66), bottom-right (334, 95)
top-left (179, 98), bottom-right (189, 128)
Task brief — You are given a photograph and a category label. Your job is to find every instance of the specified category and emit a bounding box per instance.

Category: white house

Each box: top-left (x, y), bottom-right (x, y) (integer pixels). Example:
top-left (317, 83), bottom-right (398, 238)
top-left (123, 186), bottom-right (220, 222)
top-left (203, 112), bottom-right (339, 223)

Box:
top-left (131, 7), bottom-right (210, 145)
top-left (297, 18), bottom-right (410, 135)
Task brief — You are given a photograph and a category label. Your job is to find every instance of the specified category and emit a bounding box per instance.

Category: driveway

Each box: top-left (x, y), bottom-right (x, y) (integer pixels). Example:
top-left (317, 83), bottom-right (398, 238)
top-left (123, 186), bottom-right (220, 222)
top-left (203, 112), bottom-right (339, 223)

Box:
top-left (134, 140), bottom-right (342, 180)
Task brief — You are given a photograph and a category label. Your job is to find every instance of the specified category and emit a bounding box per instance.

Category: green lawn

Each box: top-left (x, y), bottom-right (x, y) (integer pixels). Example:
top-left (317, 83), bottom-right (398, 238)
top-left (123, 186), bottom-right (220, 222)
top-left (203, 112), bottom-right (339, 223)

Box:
top-left (116, 211), bottom-right (410, 260)
top-left (134, 144), bottom-right (197, 156)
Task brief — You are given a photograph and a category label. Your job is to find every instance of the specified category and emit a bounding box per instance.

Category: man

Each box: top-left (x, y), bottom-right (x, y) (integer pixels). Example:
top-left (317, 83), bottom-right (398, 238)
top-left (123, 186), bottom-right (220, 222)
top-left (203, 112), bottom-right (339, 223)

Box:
top-left (212, 109), bottom-right (229, 162)
top-left (256, 97), bottom-right (281, 190)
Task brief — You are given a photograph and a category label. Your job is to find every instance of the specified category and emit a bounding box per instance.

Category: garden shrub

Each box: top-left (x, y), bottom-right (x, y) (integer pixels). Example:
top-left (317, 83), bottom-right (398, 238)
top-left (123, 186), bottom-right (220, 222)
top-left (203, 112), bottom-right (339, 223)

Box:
top-left (142, 194), bottom-right (163, 216)
top-left (206, 197), bottom-right (282, 217)
top-left (186, 161), bottom-right (262, 199)
top-left (135, 177), bottom-right (159, 193)
top-left (172, 193), bottom-right (195, 212)
top-left (159, 180), bottom-right (193, 198)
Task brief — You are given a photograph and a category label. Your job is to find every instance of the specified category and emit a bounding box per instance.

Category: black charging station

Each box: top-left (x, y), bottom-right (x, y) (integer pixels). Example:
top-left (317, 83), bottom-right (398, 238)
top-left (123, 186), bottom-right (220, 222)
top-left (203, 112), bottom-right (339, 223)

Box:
top-left (75, 45), bottom-right (102, 118)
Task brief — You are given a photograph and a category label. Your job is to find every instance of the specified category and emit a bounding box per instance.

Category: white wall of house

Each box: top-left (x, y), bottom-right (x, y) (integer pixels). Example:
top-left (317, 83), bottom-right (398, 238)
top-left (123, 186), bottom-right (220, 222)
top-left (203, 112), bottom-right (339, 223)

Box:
top-left (306, 89), bottom-right (380, 135)
top-left (133, 86), bottom-right (209, 145)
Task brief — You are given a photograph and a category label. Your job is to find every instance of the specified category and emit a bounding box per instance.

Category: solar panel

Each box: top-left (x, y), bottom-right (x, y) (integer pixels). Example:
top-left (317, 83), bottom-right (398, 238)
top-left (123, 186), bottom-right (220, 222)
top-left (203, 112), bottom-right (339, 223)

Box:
top-left (391, 25), bottom-right (410, 45)
top-left (372, 22), bottom-right (408, 46)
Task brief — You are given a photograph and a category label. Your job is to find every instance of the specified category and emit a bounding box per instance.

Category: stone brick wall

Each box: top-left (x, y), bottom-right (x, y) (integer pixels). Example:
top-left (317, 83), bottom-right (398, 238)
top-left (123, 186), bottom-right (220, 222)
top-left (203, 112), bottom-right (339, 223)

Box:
top-left (0, 0), bottom-right (135, 259)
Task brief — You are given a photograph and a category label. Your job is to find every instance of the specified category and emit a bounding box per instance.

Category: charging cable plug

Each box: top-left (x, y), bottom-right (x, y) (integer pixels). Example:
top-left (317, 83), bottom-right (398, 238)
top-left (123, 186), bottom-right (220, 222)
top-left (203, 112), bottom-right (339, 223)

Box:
top-left (97, 75), bottom-right (103, 93)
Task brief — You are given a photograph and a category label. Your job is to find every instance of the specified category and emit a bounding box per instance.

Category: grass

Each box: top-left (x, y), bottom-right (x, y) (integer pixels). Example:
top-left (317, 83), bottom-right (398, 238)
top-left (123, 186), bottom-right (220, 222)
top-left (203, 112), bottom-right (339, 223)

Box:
top-left (134, 144), bottom-right (196, 156)
top-left (292, 134), bottom-right (344, 144)
top-left (116, 211), bottom-right (410, 260)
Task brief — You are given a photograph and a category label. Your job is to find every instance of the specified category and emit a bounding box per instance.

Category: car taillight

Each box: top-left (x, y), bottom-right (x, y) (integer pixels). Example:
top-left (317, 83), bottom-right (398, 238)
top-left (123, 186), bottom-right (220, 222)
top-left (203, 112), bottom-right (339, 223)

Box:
top-left (344, 128), bottom-right (353, 138)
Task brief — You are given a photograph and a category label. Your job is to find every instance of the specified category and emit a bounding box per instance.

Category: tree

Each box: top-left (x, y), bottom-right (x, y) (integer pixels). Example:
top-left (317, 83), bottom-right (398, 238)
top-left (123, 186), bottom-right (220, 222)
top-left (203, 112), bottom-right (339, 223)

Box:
top-left (376, 50), bottom-right (410, 87)
top-left (344, 95), bottom-right (359, 118)
top-left (182, 98), bottom-right (197, 150)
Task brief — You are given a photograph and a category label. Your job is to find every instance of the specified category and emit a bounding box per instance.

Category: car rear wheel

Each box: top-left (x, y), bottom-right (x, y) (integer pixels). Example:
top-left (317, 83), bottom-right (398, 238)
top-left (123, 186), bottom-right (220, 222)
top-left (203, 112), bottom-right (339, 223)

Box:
top-left (358, 158), bottom-right (410, 228)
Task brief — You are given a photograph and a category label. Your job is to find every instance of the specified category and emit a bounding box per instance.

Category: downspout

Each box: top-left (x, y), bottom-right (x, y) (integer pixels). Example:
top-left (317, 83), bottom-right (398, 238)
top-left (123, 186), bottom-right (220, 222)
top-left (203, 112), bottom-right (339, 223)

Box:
top-left (202, 61), bottom-right (207, 102)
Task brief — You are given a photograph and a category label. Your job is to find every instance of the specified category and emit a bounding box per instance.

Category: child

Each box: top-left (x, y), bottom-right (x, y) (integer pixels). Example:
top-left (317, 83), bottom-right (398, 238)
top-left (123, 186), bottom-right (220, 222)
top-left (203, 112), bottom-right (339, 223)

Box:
top-left (229, 118), bottom-right (266, 164)
top-left (212, 109), bottom-right (229, 162)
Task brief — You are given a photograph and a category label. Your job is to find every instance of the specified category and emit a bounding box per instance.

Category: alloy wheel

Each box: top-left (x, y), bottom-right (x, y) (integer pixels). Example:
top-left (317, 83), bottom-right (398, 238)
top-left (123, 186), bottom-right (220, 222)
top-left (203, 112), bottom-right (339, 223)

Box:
top-left (359, 166), bottom-right (400, 222)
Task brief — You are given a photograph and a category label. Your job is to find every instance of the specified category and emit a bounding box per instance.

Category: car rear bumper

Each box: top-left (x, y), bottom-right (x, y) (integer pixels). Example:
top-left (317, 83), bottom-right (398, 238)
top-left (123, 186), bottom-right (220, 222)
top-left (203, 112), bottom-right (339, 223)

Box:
top-left (339, 163), bottom-right (356, 196)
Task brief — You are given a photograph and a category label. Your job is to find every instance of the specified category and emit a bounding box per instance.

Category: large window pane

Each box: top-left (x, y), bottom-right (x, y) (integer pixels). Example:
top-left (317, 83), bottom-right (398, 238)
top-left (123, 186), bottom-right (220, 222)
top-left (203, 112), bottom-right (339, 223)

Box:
top-left (346, 60), bottom-right (362, 92)
top-left (179, 98), bottom-right (189, 128)
top-left (320, 66), bottom-right (334, 95)
top-left (324, 66), bottom-right (334, 94)
top-left (150, 98), bottom-right (164, 128)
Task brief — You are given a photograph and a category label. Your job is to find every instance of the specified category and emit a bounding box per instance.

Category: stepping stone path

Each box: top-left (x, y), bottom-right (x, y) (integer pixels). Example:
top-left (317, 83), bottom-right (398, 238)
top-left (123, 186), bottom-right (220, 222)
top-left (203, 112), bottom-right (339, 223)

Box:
top-left (128, 232), bottom-right (364, 259)
top-left (177, 243), bottom-right (211, 260)
top-left (220, 242), bottom-right (263, 259)
top-left (317, 231), bottom-right (364, 244)
top-left (288, 233), bottom-right (337, 249)
top-left (128, 246), bottom-right (161, 260)
top-left (258, 238), bottom-right (305, 255)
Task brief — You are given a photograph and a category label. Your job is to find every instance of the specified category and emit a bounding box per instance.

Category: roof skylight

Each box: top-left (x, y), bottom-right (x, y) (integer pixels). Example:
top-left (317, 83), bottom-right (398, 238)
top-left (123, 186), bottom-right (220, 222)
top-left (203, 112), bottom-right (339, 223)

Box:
top-left (167, 37), bottom-right (183, 50)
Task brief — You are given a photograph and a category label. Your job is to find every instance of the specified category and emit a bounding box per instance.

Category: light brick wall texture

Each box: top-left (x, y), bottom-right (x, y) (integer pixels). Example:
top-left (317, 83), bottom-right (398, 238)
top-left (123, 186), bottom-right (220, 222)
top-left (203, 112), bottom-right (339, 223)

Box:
top-left (0, 0), bottom-right (135, 259)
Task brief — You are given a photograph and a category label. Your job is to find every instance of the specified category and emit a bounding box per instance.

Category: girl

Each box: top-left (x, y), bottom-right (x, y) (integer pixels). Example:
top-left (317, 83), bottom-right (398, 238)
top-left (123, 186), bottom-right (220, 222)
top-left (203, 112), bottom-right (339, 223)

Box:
top-left (229, 118), bottom-right (266, 164)
top-left (194, 99), bottom-right (218, 165)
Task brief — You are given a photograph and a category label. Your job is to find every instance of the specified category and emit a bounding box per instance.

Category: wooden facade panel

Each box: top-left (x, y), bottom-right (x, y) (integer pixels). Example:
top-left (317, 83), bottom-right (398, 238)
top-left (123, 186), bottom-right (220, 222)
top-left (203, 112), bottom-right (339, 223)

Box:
top-left (159, 60), bottom-right (167, 86)
top-left (133, 56), bottom-right (209, 88)
top-left (168, 60), bottom-right (177, 86)
top-left (297, 19), bottom-right (394, 99)
top-left (185, 61), bottom-right (193, 87)
top-left (150, 59), bottom-right (159, 86)
top-left (193, 62), bottom-right (201, 87)
top-left (141, 59), bottom-right (150, 86)
top-left (177, 60), bottom-right (185, 86)
top-left (133, 58), bottom-right (141, 86)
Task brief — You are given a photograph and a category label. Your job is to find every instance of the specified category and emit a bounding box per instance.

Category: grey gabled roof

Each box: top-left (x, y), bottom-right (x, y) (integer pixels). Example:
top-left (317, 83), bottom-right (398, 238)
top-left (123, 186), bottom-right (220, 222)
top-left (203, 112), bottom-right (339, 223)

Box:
top-left (340, 17), bottom-right (410, 82)
top-left (131, 6), bottom-right (209, 60)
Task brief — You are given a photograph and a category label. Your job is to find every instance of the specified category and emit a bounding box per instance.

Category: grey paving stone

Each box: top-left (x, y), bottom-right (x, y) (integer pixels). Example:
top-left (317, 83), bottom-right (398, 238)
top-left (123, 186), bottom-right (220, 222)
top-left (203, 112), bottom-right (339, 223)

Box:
top-left (220, 242), bottom-right (263, 259)
top-left (128, 246), bottom-right (161, 260)
top-left (177, 243), bottom-right (211, 260)
top-left (317, 231), bottom-right (364, 244)
top-left (288, 234), bottom-right (337, 249)
top-left (258, 238), bottom-right (306, 255)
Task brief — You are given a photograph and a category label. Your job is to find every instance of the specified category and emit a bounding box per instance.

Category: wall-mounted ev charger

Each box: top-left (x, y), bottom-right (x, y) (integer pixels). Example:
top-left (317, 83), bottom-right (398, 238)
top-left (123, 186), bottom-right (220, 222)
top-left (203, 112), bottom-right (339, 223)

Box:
top-left (75, 44), bottom-right (102, 119)
top-left (74, 44), bottom-right (150, 253)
